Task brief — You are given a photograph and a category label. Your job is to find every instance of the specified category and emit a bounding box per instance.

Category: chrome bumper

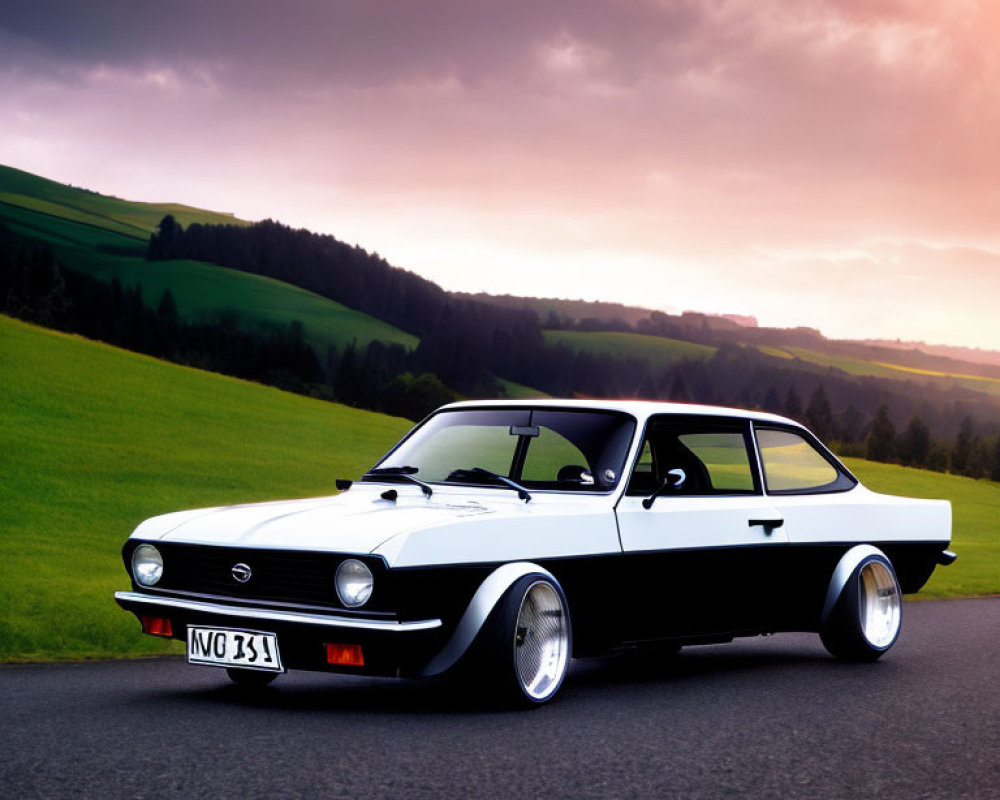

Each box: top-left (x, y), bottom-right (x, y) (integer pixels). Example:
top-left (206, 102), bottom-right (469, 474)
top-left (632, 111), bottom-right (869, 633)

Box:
top-left (114, 591), bottom-right (442, 632)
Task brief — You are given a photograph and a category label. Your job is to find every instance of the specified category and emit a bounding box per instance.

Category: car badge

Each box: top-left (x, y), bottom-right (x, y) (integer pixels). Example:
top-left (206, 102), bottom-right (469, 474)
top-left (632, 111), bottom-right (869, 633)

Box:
top-left (231, 563), bottom-right (252, 584)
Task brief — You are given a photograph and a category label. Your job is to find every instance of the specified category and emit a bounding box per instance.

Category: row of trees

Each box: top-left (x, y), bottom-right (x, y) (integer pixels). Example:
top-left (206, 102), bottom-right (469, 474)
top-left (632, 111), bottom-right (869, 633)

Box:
top-left (866, 407), bottom-right (1000, 479)
top-left (0, 226), bottom-right (459, 420)
top-left (7, 215), bottom-right (1000, 480)
top-left (146, 215), bottom-right (1000, 443)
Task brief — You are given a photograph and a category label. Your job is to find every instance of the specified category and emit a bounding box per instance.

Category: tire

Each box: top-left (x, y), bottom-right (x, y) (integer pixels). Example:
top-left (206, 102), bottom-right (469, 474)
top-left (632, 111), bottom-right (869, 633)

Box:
top-left (226, 667), bottom-right (279, 689)
top-left (477, 575), bottom-right (572, 707)
top-left (820, 555), bottom-right (902, 662)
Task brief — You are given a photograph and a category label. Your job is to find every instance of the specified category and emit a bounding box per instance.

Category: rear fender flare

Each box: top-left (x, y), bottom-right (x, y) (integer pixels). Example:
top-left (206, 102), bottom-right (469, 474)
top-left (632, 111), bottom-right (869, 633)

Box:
top-left (821, 544), bottom-right (887, 624)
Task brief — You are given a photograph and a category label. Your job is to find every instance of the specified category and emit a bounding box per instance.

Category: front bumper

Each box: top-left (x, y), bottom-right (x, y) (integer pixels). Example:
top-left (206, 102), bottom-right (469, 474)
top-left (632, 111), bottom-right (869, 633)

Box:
top-left (115, 591), bottom-right (447, 676)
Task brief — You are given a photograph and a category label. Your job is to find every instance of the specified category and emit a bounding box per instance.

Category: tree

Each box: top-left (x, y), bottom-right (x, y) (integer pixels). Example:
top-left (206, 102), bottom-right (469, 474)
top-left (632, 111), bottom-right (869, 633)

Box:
top-left (897, 416), bottom-right (931, 468)
top-left (382, 372), bottom-right (457, 421)
top-left (762, 386), bottom-right (781, 413)
top-left (669, 376), bottom-right (690, 403)
top-left (784, 386), bottom-right (803, 421)
top-left (992, 438), bottom-right (1000, 483)
top-left (967, 439), bottom-right (990, 480)
top-left (805, 384), bottom-right (833, 440)
top-left (834, 405), bottom-right (864, 443)
top-left (951, 416), bottom-right (975, 475)
top-left (927, 444), bottom-right (949, 473)
top-left (148, 214), bottom-right (183, 259)
top-left (866, 405), bottom-right (896, 462)
top-left (156, 288), bottom-right (178, 322)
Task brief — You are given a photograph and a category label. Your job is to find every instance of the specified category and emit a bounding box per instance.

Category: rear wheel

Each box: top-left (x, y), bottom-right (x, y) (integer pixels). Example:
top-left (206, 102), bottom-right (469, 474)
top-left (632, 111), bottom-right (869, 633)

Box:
top-left (477, 576), bottom-right (571, 707)
top-left (226, 668), bottom-right (279, 689)
top-left (821, 556), bottom-right (902, 662)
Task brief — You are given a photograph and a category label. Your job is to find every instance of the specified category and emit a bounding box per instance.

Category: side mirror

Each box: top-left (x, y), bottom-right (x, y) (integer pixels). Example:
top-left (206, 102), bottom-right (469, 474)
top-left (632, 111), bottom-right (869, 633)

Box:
top-left (666, 468), bottom-right (686, 490)
top-left (642, 468), bottom-right (688, 510)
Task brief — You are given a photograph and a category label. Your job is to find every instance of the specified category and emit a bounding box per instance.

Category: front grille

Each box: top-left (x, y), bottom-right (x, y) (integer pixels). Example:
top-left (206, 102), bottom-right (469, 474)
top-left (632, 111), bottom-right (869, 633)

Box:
top-left (144, 543), bottom-right (387, 611)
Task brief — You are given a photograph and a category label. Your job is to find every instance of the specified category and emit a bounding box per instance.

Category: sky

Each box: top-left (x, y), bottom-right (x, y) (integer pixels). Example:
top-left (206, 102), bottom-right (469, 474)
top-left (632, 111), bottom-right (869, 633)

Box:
top-left (2, 0), bottom-right (998, 349)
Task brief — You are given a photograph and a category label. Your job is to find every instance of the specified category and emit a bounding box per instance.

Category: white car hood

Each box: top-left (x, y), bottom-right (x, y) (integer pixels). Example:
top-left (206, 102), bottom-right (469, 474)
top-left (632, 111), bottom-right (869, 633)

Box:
top-left (130, 484), bottom-right (501, 555)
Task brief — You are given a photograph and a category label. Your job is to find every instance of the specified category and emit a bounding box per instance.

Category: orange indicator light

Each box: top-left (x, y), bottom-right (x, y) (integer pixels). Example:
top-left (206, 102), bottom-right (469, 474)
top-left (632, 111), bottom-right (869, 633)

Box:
top-left (140, 616), bottom-right (173, 637)
top-left (326, 643), bottom-right (365, 666)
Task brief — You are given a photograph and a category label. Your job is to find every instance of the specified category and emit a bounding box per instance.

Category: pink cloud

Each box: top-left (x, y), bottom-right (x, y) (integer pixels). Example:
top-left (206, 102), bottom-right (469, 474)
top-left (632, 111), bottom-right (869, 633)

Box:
top-left (1, 0), bottom-right (998, 348)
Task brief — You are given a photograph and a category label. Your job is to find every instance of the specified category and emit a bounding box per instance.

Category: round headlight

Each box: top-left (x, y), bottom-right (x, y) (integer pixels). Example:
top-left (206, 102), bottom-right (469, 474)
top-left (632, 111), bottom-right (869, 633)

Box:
top-left (132, 544), bottom-right (163, 587)
top-left (336, 559), bottom-right (373, 608)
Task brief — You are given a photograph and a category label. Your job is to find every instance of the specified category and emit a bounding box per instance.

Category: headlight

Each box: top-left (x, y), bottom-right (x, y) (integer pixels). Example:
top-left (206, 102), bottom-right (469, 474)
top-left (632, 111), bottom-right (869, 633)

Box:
top-left (336, 559), bottom-right (373, 608)
top-left (132, 544), bottom-right (163, 587)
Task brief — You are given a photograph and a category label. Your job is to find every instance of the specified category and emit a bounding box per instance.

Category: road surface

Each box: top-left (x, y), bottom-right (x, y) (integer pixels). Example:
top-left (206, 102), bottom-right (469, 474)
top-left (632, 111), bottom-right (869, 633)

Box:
top-left (2, 598), bottom-right (997, 799)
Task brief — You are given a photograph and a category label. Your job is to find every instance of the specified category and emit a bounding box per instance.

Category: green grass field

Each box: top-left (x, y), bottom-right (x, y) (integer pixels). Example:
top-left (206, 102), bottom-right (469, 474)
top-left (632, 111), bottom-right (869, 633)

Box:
top-left (0, 164), bottom-right (248, 236)
top-left (1, 316), bottom-right (996, 662)
top-left (843, 458), bottom-right (999, 599)
top-left (543, 330), bottom-right (716, 367)
top-left (497, 378), bottom-right (549, 399)
top-left (0, 316), bottom-right (411, 661)
top-left (0, 169), bottom-right (418, 353)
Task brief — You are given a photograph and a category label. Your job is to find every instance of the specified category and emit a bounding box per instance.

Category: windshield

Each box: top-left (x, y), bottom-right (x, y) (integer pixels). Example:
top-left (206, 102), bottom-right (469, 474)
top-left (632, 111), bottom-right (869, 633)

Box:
top-left (371, 408), bottom-right (637, 492)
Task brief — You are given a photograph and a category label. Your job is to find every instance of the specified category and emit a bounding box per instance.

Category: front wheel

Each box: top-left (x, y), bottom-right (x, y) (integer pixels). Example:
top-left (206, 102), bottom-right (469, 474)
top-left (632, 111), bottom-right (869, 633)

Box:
top-left (820, 555), bottom-right (902, 662)
top-left (478, 576), bottom-right (572, 707)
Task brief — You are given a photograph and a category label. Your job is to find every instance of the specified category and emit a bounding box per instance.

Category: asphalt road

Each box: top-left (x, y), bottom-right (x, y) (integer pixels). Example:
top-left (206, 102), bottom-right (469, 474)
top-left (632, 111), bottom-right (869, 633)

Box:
top-left (2, 598), bottom-right (998, 800)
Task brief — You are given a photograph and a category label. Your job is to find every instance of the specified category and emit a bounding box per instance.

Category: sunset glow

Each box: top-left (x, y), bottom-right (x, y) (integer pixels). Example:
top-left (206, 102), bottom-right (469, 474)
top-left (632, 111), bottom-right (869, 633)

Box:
top-left (2, 0), bottom-right (998, 348)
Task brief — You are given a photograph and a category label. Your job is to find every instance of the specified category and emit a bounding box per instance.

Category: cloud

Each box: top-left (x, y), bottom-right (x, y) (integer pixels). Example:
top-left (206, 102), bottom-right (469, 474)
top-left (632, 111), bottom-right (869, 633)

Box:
top-left (1, 0), bottom-right (998, 348)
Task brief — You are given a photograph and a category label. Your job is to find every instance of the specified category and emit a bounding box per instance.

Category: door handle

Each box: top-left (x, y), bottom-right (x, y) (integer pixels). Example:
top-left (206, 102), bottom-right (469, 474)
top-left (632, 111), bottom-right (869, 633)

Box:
top-left (748, 518), bottom-right (784, 534)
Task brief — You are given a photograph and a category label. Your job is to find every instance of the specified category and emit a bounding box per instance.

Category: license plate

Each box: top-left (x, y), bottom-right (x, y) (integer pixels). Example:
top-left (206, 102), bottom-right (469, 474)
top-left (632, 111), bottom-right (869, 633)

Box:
top-left (187, 626), bottom-right (283, 672)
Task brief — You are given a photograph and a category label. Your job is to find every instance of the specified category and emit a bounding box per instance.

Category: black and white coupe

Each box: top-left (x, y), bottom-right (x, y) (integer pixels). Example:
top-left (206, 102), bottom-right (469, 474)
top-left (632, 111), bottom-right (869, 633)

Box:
top-left (116, 400), bottom-right (955, 706)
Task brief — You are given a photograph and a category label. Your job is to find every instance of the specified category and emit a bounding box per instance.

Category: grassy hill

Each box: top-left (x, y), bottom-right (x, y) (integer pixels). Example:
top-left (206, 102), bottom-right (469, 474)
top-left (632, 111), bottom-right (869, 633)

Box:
top-left (2, 315), bottom-right (995, 662)
top-left (0, 315), bottom-right (412, 661)
top-left (0, 166), bottom-right (418, 353)
top-left (760, 345), bottom-right (1000, 398)
top-left (544, 330), bottom-right (716, 367)
top-left (0, 164), bottom-right (248, 237)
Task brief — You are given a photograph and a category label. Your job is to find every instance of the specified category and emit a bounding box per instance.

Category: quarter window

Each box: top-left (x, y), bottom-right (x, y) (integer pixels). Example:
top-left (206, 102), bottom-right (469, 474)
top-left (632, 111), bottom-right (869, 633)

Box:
top-left (756, 428), bottom-right (852, 493)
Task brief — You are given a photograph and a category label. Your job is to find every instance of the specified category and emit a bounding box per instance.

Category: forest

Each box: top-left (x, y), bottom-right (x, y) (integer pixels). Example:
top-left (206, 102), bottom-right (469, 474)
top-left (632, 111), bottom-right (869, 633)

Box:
top-left (3, 214), bottom-right (999, 480)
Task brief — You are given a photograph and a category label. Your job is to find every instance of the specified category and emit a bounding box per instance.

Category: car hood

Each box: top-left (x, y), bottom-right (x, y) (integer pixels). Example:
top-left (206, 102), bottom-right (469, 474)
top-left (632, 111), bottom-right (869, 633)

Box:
top-left (130, 484), bottom-right (504, 555)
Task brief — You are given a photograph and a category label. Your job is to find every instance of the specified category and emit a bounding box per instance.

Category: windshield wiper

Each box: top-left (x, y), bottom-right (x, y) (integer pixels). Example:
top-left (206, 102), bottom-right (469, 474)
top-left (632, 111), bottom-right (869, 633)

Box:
top-left (451, 467), bottom-right (531, 503)
top-left (363, 466), bottom-right (433, 497)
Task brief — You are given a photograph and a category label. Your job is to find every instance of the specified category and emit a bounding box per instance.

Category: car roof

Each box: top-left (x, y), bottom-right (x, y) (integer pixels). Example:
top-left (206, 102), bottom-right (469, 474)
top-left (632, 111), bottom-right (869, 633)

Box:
top-left (439, 398), bottom-right (802, 428)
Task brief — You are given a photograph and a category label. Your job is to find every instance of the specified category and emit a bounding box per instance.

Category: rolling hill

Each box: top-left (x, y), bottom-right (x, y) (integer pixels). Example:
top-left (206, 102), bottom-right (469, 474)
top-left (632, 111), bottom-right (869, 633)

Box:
top-left (2, 314), bottom-right (996, 661)
top-left (544, 330), bottom-right (716, 368)
top-left (0, 165), bottom-right (417, 353)
top-left (0, 315), bottom-right (412, 661)
top-left (757, 345), bottom-right (1000, 398)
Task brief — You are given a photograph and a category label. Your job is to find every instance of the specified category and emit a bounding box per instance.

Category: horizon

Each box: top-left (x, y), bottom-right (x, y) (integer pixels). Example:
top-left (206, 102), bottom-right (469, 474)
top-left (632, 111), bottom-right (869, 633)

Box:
top-left (3, 1), bottom-right (998, 350)
top-left (6, 157), bottom-right (999, 357)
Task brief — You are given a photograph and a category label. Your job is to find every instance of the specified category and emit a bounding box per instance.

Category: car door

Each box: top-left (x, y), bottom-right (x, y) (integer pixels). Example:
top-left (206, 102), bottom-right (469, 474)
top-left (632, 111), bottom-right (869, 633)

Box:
top-left (615, 415), bottom-right (786, 641)
top-left (749, 424), bottom-right (866, 628)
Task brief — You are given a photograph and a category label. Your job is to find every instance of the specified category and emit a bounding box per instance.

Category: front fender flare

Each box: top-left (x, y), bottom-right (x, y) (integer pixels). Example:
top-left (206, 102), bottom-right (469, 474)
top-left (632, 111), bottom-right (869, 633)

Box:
top-left (419, 561), bottom-right (556, 677)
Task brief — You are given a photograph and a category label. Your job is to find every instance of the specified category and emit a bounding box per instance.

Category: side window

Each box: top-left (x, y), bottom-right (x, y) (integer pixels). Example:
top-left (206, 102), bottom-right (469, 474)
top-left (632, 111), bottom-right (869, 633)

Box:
top-left (756, 428), bottom-right (853, 493)
top-left (522, 427), bottom-right (590, 483)
top-left (627, 417), bottom-right (758, 496)
top-left (678, 432), bottom-right (756, 492)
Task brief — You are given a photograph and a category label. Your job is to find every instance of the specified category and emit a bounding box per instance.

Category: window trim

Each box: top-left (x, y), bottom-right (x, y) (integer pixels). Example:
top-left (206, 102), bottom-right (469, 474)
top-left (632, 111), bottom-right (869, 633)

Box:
top-left (624, 414), bottom-right (764, 498)
top-left (752, 423), bottom-right (858, 496)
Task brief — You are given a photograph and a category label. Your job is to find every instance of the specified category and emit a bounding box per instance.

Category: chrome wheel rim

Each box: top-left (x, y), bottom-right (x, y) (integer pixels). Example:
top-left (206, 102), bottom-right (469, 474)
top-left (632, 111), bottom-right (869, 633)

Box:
top-left (858, 561), bottom-right (901, 649)
top-left (514, 581), bottom-right (569, 701)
